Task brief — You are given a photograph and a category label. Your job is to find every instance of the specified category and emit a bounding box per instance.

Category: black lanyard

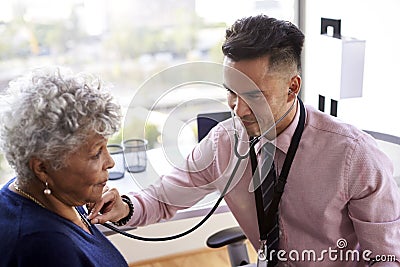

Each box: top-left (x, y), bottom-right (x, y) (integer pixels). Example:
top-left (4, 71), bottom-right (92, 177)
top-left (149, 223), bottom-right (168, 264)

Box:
top-left (250, 98), bottom-right (306, 241)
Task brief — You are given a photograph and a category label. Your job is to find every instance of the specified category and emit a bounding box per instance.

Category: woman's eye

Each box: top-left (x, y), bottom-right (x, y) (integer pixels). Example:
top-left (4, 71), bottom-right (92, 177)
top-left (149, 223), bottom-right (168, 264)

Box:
top-left (93, 148), bottom-right (102, 159)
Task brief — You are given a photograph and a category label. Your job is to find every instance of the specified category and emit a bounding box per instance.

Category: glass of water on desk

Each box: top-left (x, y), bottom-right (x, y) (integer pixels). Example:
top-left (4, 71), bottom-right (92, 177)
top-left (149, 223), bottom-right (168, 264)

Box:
top-left (107, 144), bottom-right (125, 180)
top-left (123, 138), bottom-right (148, 173)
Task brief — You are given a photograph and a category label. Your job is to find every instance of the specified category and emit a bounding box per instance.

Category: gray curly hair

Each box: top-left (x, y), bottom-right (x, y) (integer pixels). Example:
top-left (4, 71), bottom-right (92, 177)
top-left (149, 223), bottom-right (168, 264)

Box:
top-left (0, 66), bottom-right (122, 184)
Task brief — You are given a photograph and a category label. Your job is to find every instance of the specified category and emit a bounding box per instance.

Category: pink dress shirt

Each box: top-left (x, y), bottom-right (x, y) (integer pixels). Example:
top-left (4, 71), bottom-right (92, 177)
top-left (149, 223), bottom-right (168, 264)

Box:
top-left (127, 104), bottom-right (400, 266)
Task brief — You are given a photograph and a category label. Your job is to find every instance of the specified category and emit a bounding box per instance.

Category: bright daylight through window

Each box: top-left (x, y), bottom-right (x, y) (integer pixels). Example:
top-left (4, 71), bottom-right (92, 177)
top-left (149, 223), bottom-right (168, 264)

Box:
top-left (0, 0), bottom-right (295, 184)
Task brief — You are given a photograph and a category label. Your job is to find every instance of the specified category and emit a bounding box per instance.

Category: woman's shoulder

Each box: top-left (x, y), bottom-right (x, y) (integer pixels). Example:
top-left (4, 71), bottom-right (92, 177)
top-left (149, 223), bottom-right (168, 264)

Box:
top-left (0, 204), bottom-right (86, 266)
top-left (11, 231), bottom-right (92, 266)
top-left (0, 185), bottom-right (78, 244)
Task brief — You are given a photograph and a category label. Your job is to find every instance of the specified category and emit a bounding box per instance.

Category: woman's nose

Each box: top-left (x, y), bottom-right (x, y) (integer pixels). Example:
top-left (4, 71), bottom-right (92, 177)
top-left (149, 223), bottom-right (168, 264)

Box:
top-left (105, 150), bottom-right (115, 170)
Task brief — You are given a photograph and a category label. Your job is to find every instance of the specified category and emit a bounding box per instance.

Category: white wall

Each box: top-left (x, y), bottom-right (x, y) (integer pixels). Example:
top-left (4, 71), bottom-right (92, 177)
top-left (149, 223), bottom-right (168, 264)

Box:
top-left (302, 0), bottom-right (400, 137)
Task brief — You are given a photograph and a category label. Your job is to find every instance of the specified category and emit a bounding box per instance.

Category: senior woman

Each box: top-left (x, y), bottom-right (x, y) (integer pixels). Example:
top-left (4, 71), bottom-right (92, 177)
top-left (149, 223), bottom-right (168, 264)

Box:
top-left (0, 67), bottom-right (130, 266)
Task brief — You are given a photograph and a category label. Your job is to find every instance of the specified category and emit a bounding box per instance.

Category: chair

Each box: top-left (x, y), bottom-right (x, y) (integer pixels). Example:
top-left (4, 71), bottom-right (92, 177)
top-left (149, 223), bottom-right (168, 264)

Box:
top-left (197, 111), bottom-right (231, 142)
top-left (205, 129), bottom-right (400, 267)
top-left (206, 226), bottom-right (253, 267)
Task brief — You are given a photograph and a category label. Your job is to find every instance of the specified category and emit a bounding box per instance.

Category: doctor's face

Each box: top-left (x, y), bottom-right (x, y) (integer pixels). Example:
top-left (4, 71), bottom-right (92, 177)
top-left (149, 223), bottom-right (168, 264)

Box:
top-left (223, 55), bottom-right (297, 137)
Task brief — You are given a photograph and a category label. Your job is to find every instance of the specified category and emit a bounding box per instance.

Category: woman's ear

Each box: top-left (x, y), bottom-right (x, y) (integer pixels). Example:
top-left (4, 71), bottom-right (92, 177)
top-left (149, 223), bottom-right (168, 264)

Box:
top-left (29, 157), bottom-right (49, 183)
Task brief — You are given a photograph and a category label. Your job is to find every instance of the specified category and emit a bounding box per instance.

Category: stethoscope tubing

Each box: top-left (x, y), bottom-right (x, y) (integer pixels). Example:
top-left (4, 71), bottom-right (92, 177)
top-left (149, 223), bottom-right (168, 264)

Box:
top-left (101, 96), bottom-right (298, 241)
top-left (101, 147), bottom-right (245, 241)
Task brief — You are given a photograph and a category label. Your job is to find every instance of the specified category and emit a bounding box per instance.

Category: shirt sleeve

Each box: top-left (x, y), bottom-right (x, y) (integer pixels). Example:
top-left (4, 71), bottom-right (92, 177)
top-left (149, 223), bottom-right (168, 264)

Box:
top-left (127, 127), bottom-right (222, 227)
top-left (347, 135), bottom-right (400, 265)
top-left (14, 232), bottom-right (93, 267)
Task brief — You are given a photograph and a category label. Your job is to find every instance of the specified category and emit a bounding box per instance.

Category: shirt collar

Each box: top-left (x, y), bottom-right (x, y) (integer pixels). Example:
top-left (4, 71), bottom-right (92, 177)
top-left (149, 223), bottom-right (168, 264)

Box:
top-left (255, 101), bottom-right (301, 155)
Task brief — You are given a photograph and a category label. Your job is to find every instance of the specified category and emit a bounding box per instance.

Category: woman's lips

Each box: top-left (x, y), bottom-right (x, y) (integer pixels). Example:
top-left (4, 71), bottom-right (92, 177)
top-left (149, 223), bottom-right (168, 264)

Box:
top-left (98, 181), bottom-right (107, 187)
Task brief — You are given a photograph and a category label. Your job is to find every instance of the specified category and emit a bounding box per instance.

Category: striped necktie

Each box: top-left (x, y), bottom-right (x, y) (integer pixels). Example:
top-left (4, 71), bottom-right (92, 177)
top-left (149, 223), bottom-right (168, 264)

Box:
top-left (260, 143), bottom-right (279, 266)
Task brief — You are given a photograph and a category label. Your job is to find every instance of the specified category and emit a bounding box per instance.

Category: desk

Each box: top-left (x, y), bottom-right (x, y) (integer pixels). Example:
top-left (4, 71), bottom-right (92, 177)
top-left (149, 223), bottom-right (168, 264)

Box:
top-left (101, 147), bottom-right (230, 235)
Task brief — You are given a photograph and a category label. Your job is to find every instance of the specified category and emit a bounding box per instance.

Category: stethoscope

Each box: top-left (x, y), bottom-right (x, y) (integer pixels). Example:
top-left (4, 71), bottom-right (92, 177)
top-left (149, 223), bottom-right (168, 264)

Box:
top-left (101, 95), bottom-right (299, 241)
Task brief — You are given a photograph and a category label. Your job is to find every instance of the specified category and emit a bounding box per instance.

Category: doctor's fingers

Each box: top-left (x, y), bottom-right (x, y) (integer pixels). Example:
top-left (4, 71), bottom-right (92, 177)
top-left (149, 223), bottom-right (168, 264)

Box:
top-left (88, 206), bottom-right (126, 225)
top-left (87, 187), bottom-right (120, 220)
top-left (88, 197), bottom-right (128, 224)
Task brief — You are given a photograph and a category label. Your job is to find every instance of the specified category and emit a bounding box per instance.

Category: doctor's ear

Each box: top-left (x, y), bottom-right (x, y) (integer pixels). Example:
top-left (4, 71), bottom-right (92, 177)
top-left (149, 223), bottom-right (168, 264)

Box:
top-left (288, 75), bottom-right (301, 96)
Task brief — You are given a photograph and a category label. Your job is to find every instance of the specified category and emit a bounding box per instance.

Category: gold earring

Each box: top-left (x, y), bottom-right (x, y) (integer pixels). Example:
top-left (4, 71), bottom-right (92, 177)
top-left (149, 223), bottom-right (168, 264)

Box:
top-left (43, 181), bottom-right (51, 195)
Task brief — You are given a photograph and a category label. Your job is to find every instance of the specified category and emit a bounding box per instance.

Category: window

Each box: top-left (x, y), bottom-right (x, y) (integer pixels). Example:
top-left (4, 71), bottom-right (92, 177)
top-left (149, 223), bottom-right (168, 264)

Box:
top-left (0, 0), bottom-right (296, 184)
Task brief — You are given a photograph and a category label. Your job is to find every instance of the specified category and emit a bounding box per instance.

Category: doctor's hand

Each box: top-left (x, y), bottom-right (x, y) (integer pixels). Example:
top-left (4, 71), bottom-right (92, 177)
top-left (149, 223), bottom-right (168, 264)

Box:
top-left (87, 186), bottom-right (130, 224)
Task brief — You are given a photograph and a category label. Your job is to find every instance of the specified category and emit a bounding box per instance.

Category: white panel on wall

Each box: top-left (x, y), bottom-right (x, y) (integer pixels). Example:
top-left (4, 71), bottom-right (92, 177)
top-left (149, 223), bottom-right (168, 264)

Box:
top-left (302, 0), bottom-right (400, 137)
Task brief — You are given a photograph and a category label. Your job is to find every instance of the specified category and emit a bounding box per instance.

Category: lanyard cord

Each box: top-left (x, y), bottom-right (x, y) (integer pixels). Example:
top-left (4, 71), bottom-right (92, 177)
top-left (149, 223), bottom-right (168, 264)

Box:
top-left (251, 98), bottom-right (306, 240)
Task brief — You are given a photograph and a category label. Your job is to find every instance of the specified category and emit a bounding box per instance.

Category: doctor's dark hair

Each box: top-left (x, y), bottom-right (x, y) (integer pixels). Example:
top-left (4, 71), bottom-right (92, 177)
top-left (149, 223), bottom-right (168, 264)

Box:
top-left (222, 14), bottom-right (304, 73)
top-left (0, 67), bottom-right (121, 185)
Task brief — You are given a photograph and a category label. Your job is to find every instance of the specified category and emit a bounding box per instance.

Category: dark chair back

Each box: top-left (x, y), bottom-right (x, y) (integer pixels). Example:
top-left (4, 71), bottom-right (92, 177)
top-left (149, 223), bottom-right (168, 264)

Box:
top-left (197, 111), bottom-right (231, 142)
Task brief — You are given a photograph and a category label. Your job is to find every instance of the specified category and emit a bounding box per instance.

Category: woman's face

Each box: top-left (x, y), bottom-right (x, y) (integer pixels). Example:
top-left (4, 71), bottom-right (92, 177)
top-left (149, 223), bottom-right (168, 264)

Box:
top-left (45, 133), bottom-right (115, 206)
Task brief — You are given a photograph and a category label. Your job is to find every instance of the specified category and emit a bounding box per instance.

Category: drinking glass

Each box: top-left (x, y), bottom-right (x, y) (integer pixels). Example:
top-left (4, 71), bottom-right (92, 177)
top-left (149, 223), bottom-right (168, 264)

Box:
top-left (107, 144), bottom-right (125, 180)
top-left (123, 139), bottom-right (148, 173)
